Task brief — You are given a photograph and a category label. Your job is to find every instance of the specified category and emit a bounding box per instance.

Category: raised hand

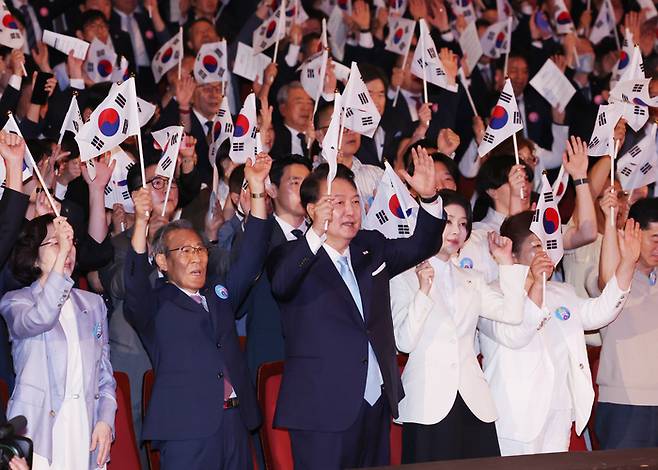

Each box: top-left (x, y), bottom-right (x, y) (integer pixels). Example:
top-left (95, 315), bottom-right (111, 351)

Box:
top-left (437, 128), bottom-right (460, 156)
top-left (67, 51), bottom-right (84, 80)
top-left (415, 260), bottom-right (434, 294)
top-left (111, 203), bottom-right (128, 235)
top-left (488, 231), bottom-right (514, 265)
top-left (618, 218), bottom-right (642, 267)
top-left (31, 42), bottom-right (52, 73)
top-left (176, 75), bottom-right (196, 109)
top-left (529, 250), bottom-right (554, 282)
top-left (244, 152), bottom-right (273, 190)
top-left (472, 116), bottom-right (485, 145)
top-left (409, 0), bottom-right (428, 21)
top-left (508, 164), bottom-right (528, 199)
top-left (400, 146), bottom-right (437, 199)
top-left (0, 130), bottom-right (25, 166)
top-left (82, 154), bottom-right (116, 190)
top-left (351, 1), bottom-right (371, 31)
top-left (428, 0), bottom-right (450, 31)
top-left (310, 195), bottom-right (334, 236)
top-left (439, 47), bottom-right (458, 86)
top-left (54, 216), bottom-right (75, 259)
top-left (563, 135), bottom-right (588, 179)
top-left (9, 49), bottom-right (24, 76)
top-left (599, 187), bottom-right (619, 225)
top-left (133, 187), bottom-right (153, 223)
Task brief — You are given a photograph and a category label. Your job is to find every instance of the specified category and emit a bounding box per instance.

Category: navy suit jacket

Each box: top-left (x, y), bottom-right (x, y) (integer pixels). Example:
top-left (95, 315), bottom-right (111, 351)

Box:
top-left (123, 216), bottom-right (273, 440)
top-left (267, 208), bottom-right (445, 432)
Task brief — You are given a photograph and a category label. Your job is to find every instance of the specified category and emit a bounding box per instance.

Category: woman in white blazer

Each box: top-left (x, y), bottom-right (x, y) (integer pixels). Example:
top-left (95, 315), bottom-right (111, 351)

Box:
top-left (390, 190), bottom-right (538, 463)
top-left (478, 209), bottom-right (640, 456)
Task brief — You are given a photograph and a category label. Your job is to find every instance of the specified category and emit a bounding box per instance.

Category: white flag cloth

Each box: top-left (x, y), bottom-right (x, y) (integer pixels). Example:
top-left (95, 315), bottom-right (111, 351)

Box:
top-left (252, 0), bottom-right (286, 54)
top-left (151, 29), bottom-right (183, 83)
top-left (553, 0), bottom-right (575, 34)
top-left (233, 42), bottom-right (271, 82)
top-left (531, 173), bottom-right (563, 265)
top-left (194, 40), bottom-right (228, 83)
top-left (552, 165), bottom-right (569, 205)
top-left (480, 20), bottom-right (509, 59)
top-left (42, 30), bottom-right (89, 59)
top-left (230, 93), bottom-right (258, 164)
top-left (450, 0), bottom-right (476, 23)
top-left (75, 78), bottom-right (141, 161)
top-left (529, 58), bottom-right (576, 113)
top-left (411, 19), bottom-right (450, 89)
top-left (1, 114), bottom-right (33, 182)
top-left (363, 162), bottom-right (420, 238)
top-left (111, 55), bottom-right (131, 82)
top-left (84, 38), bottom-right (117, 84)
top-left (611, 30), bottom-right (634, 86)
top-left (477, 79), bottom-right (524, 157)
top-left (327, 5), bottom-right (348, 61)
top-left (381, 0), bottom-right (408, 16)
top-left (342, 61), bottom-right (382, 138)
top-left (588, 104), bottom-right (623, 156)
top-left (637, 0), bottom-right (658, 19)
top-left (321, 92), bottom-right (342, 187)
top-left (59, 95), bottom-right (84, 140)
top-left (589, 0), bottom-right (616, 45)
top-left (108, 81), bottom-right (156, 127)
top-left (385, 16), bottom-right (415, 56)
top-left (152, 126), bottom-right (184, 180)
top-left (617, 123), bottom-right (657, 191)
top-left (299, 50), bottom-right (328, 104)
top-left (610, 78), bottom-right (655, 108)
top-left (209, 96), bottom-right (234, 166)
top-left (458, 21), bottom-right (483, 74)
top-left (0, 2), bottom-right (23, 49)
top-left (103, 148), bottom-right (136, 212)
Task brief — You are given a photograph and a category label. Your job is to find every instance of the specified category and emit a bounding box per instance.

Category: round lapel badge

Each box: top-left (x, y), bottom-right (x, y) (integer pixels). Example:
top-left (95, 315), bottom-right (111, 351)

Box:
top-left (215, 284), bottom-right (229, 300)
top-left (460, 257), bottom-right (474, 269)
top-left (649, 270), bottom-right (656, 286)
top-left (554, 306), bottom-right (571, 321)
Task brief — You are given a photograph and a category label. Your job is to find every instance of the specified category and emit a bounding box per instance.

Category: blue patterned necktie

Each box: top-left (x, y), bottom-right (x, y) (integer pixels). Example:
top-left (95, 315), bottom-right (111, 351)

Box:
top-left (337, 256), bottom-right (382, 405)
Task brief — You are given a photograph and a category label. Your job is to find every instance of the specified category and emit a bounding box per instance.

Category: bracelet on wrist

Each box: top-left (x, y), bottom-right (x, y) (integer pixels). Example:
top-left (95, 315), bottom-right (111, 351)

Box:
top-left (419, 192), bottom-right (440, 204)
top-left (251, 192), bottom-right (266, 199)
top-left (573, 178), bottom-right (589, 187)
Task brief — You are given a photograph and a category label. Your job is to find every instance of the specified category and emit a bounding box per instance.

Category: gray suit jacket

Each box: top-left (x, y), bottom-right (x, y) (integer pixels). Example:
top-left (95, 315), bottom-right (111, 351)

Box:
top-left (0, 271), bottom-right (116, 465)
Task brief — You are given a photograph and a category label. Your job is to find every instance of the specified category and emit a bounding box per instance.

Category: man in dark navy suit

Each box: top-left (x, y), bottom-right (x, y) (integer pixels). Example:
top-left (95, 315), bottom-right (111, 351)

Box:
top-left (267, 151), bottom-right (446, 469)
top-left (124, 154), bottom-right (274, 469)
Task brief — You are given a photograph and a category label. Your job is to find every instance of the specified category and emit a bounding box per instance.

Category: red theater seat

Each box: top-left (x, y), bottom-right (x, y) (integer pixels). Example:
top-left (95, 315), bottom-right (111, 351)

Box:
top-left (142, 369), bottom-right (160, 470)
top-left (107, 371), bottom-right (141, 470)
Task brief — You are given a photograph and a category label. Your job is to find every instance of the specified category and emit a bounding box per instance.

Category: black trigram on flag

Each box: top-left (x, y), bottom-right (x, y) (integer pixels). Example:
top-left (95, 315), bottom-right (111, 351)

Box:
top-left (487, 31), bottom-right (496, 40)
top-left (435, 67), bottom-right (445, 76)
top-left (641, 162), bottom-right (652, 174)
top-left (233, 142), bottom-right (244, 152)
top-left (532, 209), bottom-right (540, 223)
top-left (73, 121), bottom-right (79, 132)
top-left (86, 62), bottom-right (94, 73)
top-left (214, 48), bottom-right (223, 57)
top-left (513, 111), bottom-right (522, 125)
top-left (598, 112), bottom-right (607, 126)
top-left (122, 120), bottom-right (129, 134)
top-left (91, 136), bottom-right (104, 150)
top-left (9, 32), bottom-right (19, 40)
top-left (427, 47), bottom-right (437, 59)
top-left (121, 189), bottom-right (130, 200)
top-left (632, 83), bottom-right (644, 93)
top-left (499, 91), bottom-right (513, 103)
top-left (361, 116), bottom-right (373, 126)
top-left (376, 210), bottom-right (388, 225)
top-left (622, 93), bottom-right (629, 102)
top-left (250, 127), bottom-right (257, 139)
top-left (634, 106), bottom-right (646, 116)
top-left (546, 239), bottom-right (558, 250)
top-left (218, 109), bottom-right (226, 118)
top-left (218, 67), bottom-right (225, 77)
top-left (416, 58), bottom-right (425, 68)
top-left (543, 191), bottom-right (554, 203)
top-left (198, 69), bottom-right (207, 79)
top-left (306, 69), bottom-right (315, 79)
top-left (115, 94), bottom-right (126, 108)
top-left (620, 166), bottom-right (632, 177)
top-left (482, 132), bottom-right (495, 144)
top-left (160, 156), bottom-right (173, 172)
top-left (104, 185), bottom-right (112, 196)
top-left (398, 224), bottom-right (410, 235)
top-left (357, 92), bottom-right (369, 105)
top-left (589, 136), bottom-right (600, 148)
top-left (224, 122), bottom-right (233, 134)
top-left (630, 145), bottom-right (642, 158)
top-left (126, 162), bottom-right (135, 171)
top-left (96, 49), bottom-right (105, 58)
top-left (345, 108), bottom-right (354, 118)
top-left (641, 62), bottom-right (645, 73)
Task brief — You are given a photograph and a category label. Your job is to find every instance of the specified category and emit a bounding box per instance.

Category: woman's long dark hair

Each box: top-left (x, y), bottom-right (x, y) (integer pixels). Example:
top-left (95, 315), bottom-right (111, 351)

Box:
top-left (10, 214), bottom-right (56, 285)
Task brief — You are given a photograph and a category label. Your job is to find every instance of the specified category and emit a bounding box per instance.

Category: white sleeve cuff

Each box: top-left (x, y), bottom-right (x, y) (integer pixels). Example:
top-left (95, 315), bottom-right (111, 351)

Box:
top-left (321, 91), bottom-right (334, 102)
top-left (420, 199), bottom-right (443, 219)
top-left (441, 31), bottom-right (455, 42)
top-left (358, 31), bottom-right (374, 48)
top-left (8, 74), bottom-right (21, 90)
top-left (55, 182), bottom-right (68, 200)
top-left (69, 78), bottom-right (85, 90)
top-left (387, 87), bottom-right (398, 100)
top-left (305, 227), bottom-right (326, 254)
top-left (285, 44), bottom-right (300, 68)
top-left (440, 83), bottom-right (459, 93)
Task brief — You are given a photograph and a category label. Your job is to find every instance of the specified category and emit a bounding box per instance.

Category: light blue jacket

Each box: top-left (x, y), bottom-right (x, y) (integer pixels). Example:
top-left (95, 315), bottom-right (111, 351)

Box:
top-left (0, 271), bottom-right (116, 466)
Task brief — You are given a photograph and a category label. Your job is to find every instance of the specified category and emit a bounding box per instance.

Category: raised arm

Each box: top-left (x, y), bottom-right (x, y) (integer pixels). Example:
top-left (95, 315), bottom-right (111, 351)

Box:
top-left (391, 263), bottom-right (435, 353)
top-left (563, 136), bottom-right (597, 250)
top-left (598, 188), bottom-right (620, 291)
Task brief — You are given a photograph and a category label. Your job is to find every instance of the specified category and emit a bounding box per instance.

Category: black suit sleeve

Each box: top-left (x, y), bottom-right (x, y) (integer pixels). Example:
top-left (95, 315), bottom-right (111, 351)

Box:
top-left (267, 237), bottom-right (320, 302)
top-left (0, 189), bottom-right (28, 268)
top-left (123, 247), bottom-right (158, 333)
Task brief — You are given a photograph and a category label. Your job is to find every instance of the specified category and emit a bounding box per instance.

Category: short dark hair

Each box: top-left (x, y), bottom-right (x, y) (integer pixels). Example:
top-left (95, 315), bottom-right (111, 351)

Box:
top-left (127, 162), bottom-right (155, 194)
top-left (314, 101), bottom-right (334, 130)
top-left (300, 163), bottom-right (356, 210)
top-left (438, 189), bottom-right (473, 240)
top-left (152, 219), bottom-right (198, 257)
top-left (10, 214), bottom-right (56, 285)
top-left (214, 139), bottom-right (232, 181)
top-left (499, 211), bottom-right (535, 256)
top-left (402, 139), bottom-right (437, 170)
top-left (407, 151), bottom-right (459, 181)
top-left (78, 10), bottom-right (108, 32)
top-left (228, 164), bottom-right (246, 195)
top-left (473, 155), bottom-right (532, 222)
top-left (269, 155), bottom-right (312, 187)
top-left (358, 63), bottom-right (390, 91)
top-left (629, 197), bottom-right (658, 229)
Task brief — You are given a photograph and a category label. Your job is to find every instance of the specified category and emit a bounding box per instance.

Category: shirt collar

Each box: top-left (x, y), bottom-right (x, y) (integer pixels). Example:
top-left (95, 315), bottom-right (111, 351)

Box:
top-left (174, 284), bottom-right (201, 297)
top-left (274, 213), bottom-right (306, 237)
top-left (323, 243), bottom-right (351, 266)
top-left (285, 123), bottom-right (303, 135)
top-left (193, 108), bottom-right (211, 128)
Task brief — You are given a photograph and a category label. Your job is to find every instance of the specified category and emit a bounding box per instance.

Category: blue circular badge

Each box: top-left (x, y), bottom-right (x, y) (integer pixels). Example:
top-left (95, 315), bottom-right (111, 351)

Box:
top-left (554, 306), bottom-right (571, 321)
top-left (649, 270), bottom-right (656, 286)
top-left (460, 257), bottom-right (474, 269)
top-left (215, 284), bottom-right (229, 299)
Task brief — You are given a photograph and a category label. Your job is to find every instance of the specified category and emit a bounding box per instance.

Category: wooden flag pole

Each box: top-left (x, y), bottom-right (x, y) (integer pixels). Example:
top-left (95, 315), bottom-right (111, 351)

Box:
top-left (459, 70), bottom-right (478, 116)
top-left (392, 49), bottom-right (410, 107)
top-left (513, 132), bottom-right (525, 200)
top-left (32, 159), bottom-right (60, 217)
top-left (177, 27), bottom-right (183, 80)
top-left (272, 0), bottom-right (286, 64)
top-left (610, 138), bottom-right (618, 227)
top-left (420, 21), bottom-right (428, 104)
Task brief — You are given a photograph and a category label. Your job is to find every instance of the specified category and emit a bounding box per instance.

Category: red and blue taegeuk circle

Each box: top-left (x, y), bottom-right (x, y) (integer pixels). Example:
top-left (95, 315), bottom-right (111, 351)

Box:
top-left (213, 121), bottom-right (223, 141)
top-left (98, 108), bottom-right (120, 137)
top-left (633, 97), bottom-right (649, 106)
top-left (388, 194), bottom-right (413, 219)
top-left (542, 207), bottom-right (560, 234)
top-left (2, 14), bottom-right (18, 29)
top-left (97, 60), bottom-right (113, 77)
top-left (618, 51), bottom-right (629, 69)
top-left (495, 32), bottom-right (506, 48)
top-left (338, 0), bottom-right (350, 10)
top-left (535, 11), bottom-right (550, 30)
top-left (389, 0), bottom-right (403, 8)
top-left (489, 105), bottom-right (508, 130)
top-left (456, 0), bottom-right (470, 7)
top-left (556, 11), bottom-right (572, 25)
top-left (161, 47), bottom-right (173, 63)
top-left (203, 55), bottom-right (218, 73)
top-left (233, 114), bottom-right (250, 138)
top-left (393, 28), bottom-right (404, 44)
top-left (265, 20), bottom-right (277, 38)
top-left (286, 5), bottom-right (296, 16)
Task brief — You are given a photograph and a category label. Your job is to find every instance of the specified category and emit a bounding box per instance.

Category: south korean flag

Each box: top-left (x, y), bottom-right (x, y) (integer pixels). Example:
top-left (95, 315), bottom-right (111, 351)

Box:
top-left (58, 94), bottom-right (84, 144)
top-left (298, 49), bottom-right (328, 104)
top-left (531, 173), bottom-right (563, 266)
top-left (450, 0), bottom-right (476, 23)
top-left (553, 0), bottom-right (575, 34)
top-left (385, 16), bottom-right (415, 56)
top-left (477, 79), bottom-right (524, 157)
top-left (103, 147), bottom-right (136, 213)
top-left (341, 61), bottom-right (381, 138)
top-left (0, 114), bottom-right (34, 187)
top-left (0, 1), bottom-right (23, 49)
top-left (480, 20), bottom-right (509, 59)
top-left (616, 123), bottom-right (657, 191)
top-left (410, 19), bottom-right (450, 90)
top-left (588, 104), bottom-right (623, 156)
top-left (152, 126), bottom-right (184, 181)
top-left (84, 38), bottom-right (118, 84)
top-left (151, 29), bottom-right (183, 83)
top-left (252, 0), bottom-right (286, 54)
top-left (194, 40), bottom-right (229, 84)
top-left (230, 93), bottom-right (258, 164)
top-left (209, 96), bottom-right (234, 166)
top-left (75, 78), bottom-right (141, 161)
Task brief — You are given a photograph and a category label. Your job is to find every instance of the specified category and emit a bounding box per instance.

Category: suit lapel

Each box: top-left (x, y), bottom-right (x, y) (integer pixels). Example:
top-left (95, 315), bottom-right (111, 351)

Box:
top-left (316, 249), bottom-right (365, 327)
top-left (351, 246), bottom-right (373, 323)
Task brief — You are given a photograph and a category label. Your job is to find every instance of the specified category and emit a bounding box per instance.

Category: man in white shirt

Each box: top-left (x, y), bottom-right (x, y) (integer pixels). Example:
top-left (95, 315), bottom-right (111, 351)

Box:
top-left (272, 81), bottom-right (314, 159)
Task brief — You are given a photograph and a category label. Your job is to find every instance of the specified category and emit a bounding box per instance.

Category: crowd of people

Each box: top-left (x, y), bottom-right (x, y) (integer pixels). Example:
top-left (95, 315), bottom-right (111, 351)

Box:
top-left (0, 0), bottom-right (656, 469)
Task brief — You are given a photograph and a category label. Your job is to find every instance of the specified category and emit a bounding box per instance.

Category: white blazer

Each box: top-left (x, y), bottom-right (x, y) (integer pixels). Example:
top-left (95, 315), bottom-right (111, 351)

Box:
top-left (478, 276), bottom-right (630, 442)
top-left (390, 259), bottom-right (530, 425)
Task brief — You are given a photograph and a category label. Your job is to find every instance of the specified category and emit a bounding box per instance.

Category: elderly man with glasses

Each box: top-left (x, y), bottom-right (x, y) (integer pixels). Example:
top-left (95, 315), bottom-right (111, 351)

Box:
top-left (123, 153), bottom-right (273, 469)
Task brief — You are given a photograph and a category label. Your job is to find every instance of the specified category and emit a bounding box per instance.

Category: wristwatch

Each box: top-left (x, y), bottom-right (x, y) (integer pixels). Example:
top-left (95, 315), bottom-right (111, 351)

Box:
top-left (419, 192), bottom-right (440, 204)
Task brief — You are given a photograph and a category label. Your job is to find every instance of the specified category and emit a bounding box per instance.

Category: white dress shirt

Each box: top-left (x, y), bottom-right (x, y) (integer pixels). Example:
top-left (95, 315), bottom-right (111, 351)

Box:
top-left (114, 8), bottom-right (149, 67)
top-left (11, 0), bottom-right (41, 55)
top-left (274, 213), bottom-right (307, 241)
top-left (285, 124), bottom-right (305, 156)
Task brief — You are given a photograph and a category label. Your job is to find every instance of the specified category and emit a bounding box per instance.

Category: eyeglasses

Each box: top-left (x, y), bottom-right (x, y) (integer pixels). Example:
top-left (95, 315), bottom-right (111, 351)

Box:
top-left (40, 238), bottom-right (78, 247)
top-left (167, 245), bottom-right (209, 257)
top-left (147, 176), bottom-right (178, 191)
